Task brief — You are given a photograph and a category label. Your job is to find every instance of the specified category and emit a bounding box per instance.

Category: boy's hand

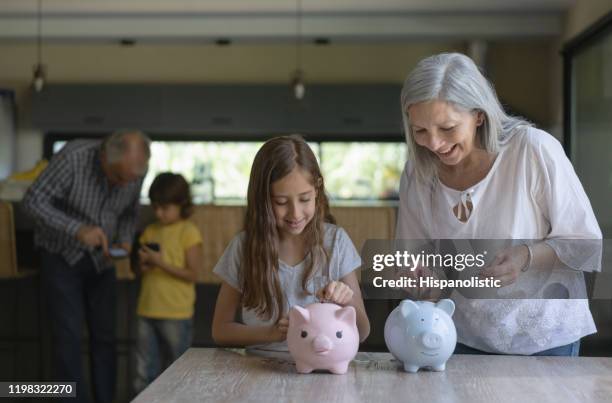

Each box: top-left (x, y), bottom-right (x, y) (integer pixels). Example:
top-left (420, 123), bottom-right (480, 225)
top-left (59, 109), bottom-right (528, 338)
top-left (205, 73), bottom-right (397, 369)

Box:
top-left (138, 263), bottom-right (152, 275)
top-left (316, 281), bottom-right (354, 306)
top-left (139, 245), bottom-right (163, 267)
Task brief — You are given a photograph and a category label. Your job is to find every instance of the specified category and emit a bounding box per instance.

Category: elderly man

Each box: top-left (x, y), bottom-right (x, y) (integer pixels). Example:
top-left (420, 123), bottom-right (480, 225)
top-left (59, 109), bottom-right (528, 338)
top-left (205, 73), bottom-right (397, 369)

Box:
top-left (23, 130), bottom-right (150, 403)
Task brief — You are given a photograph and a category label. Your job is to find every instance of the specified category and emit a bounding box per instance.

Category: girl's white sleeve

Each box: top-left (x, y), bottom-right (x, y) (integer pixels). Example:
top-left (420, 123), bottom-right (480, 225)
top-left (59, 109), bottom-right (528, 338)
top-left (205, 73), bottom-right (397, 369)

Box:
top-left (212, 233), bottom-right (245, 290)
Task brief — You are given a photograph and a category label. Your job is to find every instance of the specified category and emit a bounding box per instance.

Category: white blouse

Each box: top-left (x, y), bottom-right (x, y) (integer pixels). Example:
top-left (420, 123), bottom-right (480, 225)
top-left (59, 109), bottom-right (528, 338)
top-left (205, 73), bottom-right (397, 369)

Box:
top-left (396, 127), bottom-right (602, 354)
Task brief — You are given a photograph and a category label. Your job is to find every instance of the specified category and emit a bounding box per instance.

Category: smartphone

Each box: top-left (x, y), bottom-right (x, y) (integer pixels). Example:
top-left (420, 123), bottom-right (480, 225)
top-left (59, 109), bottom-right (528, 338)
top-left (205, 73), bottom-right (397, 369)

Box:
top-left (108, 247), bottom-right (129, 258)
top-left (145, 242), bottom-right (160, 252)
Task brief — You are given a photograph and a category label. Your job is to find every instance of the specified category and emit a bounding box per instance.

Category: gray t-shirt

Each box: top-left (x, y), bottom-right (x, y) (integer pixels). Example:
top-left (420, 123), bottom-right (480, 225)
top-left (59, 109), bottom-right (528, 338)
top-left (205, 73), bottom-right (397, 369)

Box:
top-left (213, 223), bottom-right (361, 352)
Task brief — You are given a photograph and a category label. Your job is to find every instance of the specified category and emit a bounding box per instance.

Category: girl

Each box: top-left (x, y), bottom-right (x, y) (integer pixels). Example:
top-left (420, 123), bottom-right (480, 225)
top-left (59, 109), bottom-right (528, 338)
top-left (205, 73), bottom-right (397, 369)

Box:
top-left (134, 172), bottom-right (203, 392)
top-left (212, 135), bottom-right (370, 354)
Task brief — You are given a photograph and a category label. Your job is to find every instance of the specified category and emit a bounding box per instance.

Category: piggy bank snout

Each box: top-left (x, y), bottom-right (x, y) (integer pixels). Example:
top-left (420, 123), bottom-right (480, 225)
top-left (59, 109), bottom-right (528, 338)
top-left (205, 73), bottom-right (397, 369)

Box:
top-left (313, 335), bottom-right (333, 353)
top-left (420, 332), bottom-right (442, 349)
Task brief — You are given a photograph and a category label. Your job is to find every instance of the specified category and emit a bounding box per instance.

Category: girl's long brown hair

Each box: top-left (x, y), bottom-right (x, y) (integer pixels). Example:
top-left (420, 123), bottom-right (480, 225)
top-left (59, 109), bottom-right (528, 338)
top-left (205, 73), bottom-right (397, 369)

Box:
top-left (240, 135), bottom-right (335, 322)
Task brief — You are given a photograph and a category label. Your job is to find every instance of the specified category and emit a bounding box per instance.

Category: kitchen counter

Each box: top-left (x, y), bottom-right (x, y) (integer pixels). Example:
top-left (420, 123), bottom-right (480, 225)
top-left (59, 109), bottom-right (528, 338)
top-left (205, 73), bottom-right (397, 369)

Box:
top-left (132, 348), bottom-right (612, 403)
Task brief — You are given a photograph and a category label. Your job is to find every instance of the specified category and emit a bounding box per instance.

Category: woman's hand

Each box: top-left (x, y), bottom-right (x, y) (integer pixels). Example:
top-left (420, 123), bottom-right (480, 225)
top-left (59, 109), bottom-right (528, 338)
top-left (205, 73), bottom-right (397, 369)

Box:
top-left (316, 281), bottom-right (354, 306)
top-left (480, 244), bottom-right (529, 287)
top-left (268, 317), bottom-right (289, 342)
top-left (139, 245), bottom-right (163, 267)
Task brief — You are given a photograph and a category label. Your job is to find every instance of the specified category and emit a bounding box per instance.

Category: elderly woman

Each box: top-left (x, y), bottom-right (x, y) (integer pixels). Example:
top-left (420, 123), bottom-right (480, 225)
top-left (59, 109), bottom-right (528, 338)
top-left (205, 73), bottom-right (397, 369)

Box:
top-left (396, 52), bottom-right (601, 356)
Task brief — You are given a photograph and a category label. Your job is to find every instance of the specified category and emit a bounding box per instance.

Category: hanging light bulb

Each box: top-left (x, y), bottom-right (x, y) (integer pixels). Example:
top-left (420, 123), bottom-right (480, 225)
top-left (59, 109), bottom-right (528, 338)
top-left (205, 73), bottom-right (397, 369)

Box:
top-left (291, 0), bottom-right (305, 101)
top-left (292, 69), bottom-right (305, 100)
top-left (32, 63), bottom-right (46, 92)
top-left (32, 0), bottom-right (46, 92)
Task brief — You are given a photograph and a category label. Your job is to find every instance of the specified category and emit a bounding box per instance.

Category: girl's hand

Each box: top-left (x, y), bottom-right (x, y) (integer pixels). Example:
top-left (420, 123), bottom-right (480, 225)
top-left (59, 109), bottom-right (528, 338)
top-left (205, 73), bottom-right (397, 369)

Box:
top-left (399, 265), bottom-right (441, 301)
top-left (139, 245), bottom-right (163, 267)
top-left (316, 281), bottom-right (354, 306)
top-left (268, 317), bottom-right (289, 342)
top-left (480, 244), bottom-right (529, 287)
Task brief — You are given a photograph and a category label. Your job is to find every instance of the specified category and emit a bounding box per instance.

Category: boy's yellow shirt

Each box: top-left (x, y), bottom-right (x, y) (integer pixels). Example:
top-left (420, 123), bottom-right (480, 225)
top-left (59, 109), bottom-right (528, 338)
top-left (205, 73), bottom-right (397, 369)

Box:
top-left (137, 220), bottom-right (202, 319)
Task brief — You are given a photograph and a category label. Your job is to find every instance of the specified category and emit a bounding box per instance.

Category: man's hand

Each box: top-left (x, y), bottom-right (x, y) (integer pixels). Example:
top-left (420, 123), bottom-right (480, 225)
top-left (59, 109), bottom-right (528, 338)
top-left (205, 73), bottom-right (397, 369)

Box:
top-left (76, 225), bottom-right (109, 256)
top-left (113, 242), bottom-right (132, 254)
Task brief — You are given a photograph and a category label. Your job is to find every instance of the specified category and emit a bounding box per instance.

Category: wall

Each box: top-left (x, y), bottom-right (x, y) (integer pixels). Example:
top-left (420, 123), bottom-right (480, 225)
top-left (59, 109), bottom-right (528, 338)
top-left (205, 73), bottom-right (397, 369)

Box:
top-left (0, 40), bottom-right (559, 174)
top-left (487, 40), bottom-right (556, 126)
top-left (1, 42), bottom-right (461, 173)
top-left (565, 0), bottom-right (612, 40)
top-left (547, 0), bottom-right (612, 142)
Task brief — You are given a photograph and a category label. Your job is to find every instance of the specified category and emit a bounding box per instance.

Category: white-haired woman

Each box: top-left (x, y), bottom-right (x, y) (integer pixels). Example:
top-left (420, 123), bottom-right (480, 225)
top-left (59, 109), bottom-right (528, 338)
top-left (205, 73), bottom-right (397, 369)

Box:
top-left (397, 52), bottom-right (602, 356)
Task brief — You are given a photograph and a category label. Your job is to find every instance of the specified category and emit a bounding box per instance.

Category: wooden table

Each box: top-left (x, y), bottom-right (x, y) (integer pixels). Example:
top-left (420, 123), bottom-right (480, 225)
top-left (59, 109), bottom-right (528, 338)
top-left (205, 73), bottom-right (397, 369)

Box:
top-left (132, 348), bottom-right (612, 403)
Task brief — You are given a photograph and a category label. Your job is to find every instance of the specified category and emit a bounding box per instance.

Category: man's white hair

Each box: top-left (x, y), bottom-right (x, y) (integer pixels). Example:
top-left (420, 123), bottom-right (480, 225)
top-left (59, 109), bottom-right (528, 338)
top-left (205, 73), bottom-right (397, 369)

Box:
top-left (102, 129), bottom-right (150, 164)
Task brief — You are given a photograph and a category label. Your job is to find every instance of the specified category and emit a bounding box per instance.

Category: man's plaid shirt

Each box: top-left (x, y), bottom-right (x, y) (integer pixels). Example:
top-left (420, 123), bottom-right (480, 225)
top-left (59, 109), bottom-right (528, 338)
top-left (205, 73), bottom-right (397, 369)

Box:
top-left (22, 139), bottom-right (143, 272)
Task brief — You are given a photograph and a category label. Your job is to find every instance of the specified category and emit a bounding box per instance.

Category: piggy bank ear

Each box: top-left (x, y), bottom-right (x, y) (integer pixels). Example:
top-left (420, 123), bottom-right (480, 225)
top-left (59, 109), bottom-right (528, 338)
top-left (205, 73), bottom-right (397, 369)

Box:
top-left (290, 306), bottom-right (310, 324)
top-left (399, 299), bottom-right (418, 319)
top-left (334, 306), bottom-right (356, 325)
top-left (436, 299), bottom-right (455, 317)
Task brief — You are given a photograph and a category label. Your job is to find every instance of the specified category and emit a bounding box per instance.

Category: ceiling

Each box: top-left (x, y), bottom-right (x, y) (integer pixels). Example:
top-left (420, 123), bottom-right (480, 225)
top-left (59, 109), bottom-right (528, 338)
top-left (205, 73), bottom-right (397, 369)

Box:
top-left (0, 0), bottom-right (576, 43)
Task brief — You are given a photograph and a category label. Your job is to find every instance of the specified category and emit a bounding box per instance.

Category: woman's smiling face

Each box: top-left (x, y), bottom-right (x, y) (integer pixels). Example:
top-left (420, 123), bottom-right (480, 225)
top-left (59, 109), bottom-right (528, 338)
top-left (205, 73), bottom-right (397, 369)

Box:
top-left (408, 100), bottom-right (484, 166)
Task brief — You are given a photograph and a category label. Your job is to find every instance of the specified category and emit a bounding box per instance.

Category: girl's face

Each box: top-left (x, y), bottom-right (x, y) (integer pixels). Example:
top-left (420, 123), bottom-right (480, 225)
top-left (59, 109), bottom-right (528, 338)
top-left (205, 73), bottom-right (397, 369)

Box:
top-left (153, 203), bottom-right (182, 225)
top-left (408, 100), bottom-right (484, 166)
top-left (271, 167), bottom-right (317, 238)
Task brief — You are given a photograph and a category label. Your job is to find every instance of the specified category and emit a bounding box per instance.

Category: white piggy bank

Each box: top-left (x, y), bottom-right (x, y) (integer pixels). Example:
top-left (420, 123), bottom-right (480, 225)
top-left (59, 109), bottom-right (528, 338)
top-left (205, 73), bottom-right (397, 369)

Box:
top-left (384, 299), bottom-right (456, 373)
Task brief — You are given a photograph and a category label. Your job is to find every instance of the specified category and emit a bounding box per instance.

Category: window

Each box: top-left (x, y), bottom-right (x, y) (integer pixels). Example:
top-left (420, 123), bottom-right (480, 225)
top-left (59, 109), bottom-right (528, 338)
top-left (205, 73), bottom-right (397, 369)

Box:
top-left (320, 142), bottom-right (405, 200)
top-left (563, 11), bottom-right (612, 237)
top-left (50, 139), bottom-right (406, 203)
top-left (146, 141), bottom-right (264, 203)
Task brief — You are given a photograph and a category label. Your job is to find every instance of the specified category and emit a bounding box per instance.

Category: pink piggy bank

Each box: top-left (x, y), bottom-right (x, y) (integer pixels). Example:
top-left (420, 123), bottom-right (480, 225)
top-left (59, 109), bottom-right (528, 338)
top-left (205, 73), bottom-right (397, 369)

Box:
top-left (287, 303), bottom-right (359, 374)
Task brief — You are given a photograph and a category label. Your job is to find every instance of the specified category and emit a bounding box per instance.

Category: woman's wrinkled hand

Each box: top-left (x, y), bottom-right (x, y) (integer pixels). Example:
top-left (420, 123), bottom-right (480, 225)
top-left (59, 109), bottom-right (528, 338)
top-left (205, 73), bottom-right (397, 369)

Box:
top-left (480, 244), bottom-right (530, 287)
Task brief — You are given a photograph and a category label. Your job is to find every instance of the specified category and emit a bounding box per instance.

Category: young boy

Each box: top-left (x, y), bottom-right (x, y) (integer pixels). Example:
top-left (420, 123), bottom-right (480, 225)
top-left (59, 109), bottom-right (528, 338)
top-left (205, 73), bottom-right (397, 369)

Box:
top-left (134, 172), bottom-right (202, 393)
